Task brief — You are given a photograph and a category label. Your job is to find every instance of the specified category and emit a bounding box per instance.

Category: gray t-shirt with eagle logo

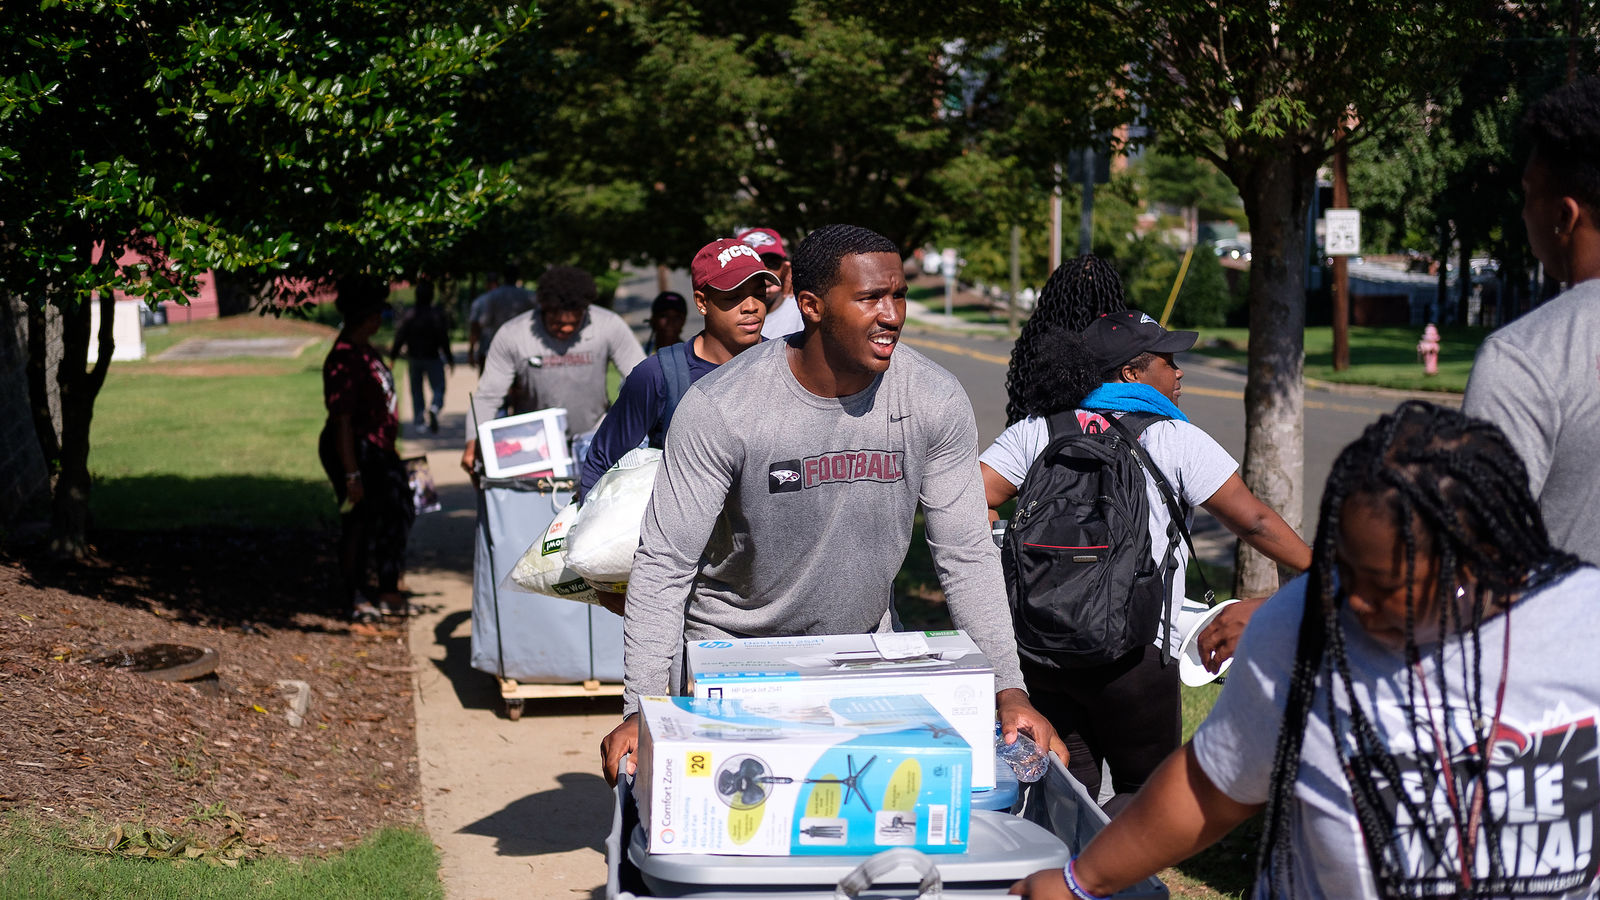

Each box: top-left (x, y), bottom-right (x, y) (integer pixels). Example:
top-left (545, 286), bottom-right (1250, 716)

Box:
top-left (621, 337), bottom-right (1024, 714)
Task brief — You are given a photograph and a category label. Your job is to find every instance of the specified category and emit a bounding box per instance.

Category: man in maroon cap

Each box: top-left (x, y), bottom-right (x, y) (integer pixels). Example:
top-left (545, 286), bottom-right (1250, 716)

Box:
top-left (577, 238), bottom-right (777, 506)
top-left (737, 226), bottom-right (803, 339)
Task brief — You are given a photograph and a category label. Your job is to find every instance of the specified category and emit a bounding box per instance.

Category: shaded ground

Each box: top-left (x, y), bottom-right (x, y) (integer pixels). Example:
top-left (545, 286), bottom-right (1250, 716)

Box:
top-left (0, 528), bottom-right (423, 858)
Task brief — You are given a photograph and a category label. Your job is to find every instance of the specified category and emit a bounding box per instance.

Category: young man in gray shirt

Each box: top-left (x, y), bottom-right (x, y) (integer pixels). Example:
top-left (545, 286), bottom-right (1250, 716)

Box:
top-left (1463, 76), bottom-right (1600, 566)
top-left (601, 224), bottom-right (1060, 784)
top-left (461, 265), bottom-right (645, 476)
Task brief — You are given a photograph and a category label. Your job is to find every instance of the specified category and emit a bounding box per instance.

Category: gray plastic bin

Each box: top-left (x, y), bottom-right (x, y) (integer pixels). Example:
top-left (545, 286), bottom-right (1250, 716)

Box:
top-left (607, 754), bottom-right (1168, 900)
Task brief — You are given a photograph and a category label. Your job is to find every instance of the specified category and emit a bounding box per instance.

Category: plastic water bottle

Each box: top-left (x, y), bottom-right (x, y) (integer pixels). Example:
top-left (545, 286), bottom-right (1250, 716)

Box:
top-left (994, 722), bottom-right (1049, 782)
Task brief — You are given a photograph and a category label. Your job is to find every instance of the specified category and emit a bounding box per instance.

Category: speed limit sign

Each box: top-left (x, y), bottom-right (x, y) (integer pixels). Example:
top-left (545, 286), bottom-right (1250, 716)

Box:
top-left (1325, 209), bottom-right (1361, 256)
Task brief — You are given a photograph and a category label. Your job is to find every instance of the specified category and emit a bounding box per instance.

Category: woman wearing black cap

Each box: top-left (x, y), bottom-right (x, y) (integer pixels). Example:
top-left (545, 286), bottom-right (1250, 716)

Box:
top-left (318, 276), bottom-right (416, 623)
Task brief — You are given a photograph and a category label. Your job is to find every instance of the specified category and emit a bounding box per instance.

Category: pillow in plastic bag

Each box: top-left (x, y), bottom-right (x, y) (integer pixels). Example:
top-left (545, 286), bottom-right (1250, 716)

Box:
top-left (502, 500), bottom-right (600, 605)
top-left (566, 447), bottom-right (664, 594)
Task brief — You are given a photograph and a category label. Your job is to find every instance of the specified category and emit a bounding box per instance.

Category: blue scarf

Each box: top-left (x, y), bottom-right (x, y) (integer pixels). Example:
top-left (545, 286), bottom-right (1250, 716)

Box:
top-left (1081, 382), bottom-right (1189, 423)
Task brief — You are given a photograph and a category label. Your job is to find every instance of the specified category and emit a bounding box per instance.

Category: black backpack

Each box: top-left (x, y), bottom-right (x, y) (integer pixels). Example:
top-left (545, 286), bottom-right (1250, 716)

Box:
top-left (1002, 410), bottom-right (1209, 669)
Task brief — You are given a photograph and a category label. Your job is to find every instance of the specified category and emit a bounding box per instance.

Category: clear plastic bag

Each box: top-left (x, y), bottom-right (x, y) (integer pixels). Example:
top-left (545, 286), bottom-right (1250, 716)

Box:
top-left (502, 499), bottom-right (601, 605)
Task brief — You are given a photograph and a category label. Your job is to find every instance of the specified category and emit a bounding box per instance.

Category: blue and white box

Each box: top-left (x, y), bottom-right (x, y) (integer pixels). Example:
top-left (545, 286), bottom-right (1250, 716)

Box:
top-left (635, 695), bottom-right (972, 856)
top-left (687, 631), bottom-right (996, 788)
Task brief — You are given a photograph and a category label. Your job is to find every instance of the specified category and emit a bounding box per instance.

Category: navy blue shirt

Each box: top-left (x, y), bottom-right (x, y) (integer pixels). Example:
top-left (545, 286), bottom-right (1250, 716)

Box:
top-left (578, 334), bottom-right (731, 501)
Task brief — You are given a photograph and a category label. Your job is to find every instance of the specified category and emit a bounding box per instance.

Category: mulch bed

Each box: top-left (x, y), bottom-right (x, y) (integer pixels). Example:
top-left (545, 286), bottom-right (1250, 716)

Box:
top-left (0, 528), bottom-right (422, 858)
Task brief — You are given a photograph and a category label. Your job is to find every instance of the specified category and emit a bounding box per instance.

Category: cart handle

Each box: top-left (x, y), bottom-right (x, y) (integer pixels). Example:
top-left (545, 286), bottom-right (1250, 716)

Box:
top-left (834, 847), bottom-right (942, 900)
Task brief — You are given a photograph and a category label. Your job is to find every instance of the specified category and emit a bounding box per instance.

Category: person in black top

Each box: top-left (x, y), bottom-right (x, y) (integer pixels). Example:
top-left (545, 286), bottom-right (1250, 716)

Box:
top-left (642, 291), bottom-right (687, 355)
top-left (389, 280), bottom-right (454, 434)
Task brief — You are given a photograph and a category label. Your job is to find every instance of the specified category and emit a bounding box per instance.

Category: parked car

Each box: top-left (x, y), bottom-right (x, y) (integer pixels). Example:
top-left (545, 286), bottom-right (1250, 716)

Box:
top-left (1213, 239), bottom-right (1251, 261)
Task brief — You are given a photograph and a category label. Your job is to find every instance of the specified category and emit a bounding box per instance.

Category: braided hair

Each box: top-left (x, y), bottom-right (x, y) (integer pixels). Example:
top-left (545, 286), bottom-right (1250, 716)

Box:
top-left (1258, 401), bottom-right (1580, 897)
top-left (1005, 256), bottom-right (1126, 424)
top-left (790, 224), bottom-right (899, 301)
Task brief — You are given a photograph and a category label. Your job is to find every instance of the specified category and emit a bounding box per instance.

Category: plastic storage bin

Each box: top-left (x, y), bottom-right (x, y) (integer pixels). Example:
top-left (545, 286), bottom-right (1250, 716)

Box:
top-left (607, 752), bottom-right (1168, 900)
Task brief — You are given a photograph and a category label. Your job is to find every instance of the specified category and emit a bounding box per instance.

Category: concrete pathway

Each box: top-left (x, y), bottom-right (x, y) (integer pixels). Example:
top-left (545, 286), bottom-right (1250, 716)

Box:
top-left (403, 357), bottom-right (622, 900)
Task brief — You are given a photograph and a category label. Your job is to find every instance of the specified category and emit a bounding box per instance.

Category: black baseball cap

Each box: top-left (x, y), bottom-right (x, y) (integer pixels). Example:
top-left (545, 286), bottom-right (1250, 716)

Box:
top-left (1080, 310), bottom-right (1197, 373)
top-left (651, 291), bottom-right (687, 315)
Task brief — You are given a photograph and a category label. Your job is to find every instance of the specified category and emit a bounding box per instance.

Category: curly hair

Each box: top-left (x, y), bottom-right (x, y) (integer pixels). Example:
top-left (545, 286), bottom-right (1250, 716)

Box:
top-left (1005, 256), bottom-right (1126, 424)
top-left (790, 224), bottom-right (899, 300)
top-left (1257, 401), bottom-right (1580, 897)
top-left (1004, 323), bottom-right (1101, 420)
top-left (536, 265), bottom-right (597, 313)
top-left (1522, 76), bottom-right (1600, 215)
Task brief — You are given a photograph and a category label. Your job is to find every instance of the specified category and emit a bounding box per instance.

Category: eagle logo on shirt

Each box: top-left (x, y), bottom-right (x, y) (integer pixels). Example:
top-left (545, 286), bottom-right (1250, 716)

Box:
top-left (769, 465), bottom-right (802, 493)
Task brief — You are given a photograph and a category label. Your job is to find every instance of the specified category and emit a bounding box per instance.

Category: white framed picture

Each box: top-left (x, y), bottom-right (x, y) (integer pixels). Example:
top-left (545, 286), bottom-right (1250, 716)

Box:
top-left (477, 407), bottom-right (572, 479)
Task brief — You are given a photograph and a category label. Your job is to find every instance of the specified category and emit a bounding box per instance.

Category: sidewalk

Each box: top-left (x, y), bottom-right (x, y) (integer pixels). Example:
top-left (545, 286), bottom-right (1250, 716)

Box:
top-left (401, 357), bottom-right (618, 900)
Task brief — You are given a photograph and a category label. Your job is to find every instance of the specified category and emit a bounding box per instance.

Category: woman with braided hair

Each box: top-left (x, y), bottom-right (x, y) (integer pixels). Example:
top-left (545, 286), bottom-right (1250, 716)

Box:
top-left (1012, 401), bottom-right (1600, 899)
top-left (1004, 255), bottom-right (1127, 426)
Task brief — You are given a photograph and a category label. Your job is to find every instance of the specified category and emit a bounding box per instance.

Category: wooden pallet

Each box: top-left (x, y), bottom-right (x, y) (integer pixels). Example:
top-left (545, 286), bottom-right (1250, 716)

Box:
top-left (498, 677), bottom-right (624, 720)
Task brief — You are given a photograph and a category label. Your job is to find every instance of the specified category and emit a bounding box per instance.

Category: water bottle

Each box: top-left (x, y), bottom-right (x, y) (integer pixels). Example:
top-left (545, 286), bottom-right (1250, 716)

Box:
top-left (993, 722), bottom-right (1048, 782)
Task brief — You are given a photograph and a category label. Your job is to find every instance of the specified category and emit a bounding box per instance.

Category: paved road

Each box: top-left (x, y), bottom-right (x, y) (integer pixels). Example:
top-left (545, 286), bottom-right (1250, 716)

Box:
top-left (900, 325), bottom-right (1440, 564)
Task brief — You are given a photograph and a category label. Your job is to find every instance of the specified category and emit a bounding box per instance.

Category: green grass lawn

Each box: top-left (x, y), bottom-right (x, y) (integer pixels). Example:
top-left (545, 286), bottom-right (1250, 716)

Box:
top-left (1191, 324), bottom-right (1487, 393)
top-left (0, 819), bottom-right (442, 900)
top-left (89, 352), bottom-right (336, 531)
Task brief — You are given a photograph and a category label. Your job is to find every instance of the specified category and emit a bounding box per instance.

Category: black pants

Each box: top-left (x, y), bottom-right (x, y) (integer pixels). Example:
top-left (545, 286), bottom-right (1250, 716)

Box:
top-left (1021, 644), bottom-right (1180, 817)
top-left (318, 429), bottom-right (415, 602)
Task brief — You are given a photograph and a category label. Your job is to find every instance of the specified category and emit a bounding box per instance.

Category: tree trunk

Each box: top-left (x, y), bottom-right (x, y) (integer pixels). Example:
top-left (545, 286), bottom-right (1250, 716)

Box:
top-left (47, 285), bottom-right (116, 560)
top-left (1234, 153), bottom-right (1314, 599)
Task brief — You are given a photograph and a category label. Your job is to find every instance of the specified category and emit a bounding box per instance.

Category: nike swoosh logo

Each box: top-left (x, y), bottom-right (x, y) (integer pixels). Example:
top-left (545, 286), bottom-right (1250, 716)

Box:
top-left (890, 413), bottom-right (910, 422)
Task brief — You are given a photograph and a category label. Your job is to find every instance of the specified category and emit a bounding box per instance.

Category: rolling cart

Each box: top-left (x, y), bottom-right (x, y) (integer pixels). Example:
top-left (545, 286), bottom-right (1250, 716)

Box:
top-left (471, 473), bottom-right (624, 719)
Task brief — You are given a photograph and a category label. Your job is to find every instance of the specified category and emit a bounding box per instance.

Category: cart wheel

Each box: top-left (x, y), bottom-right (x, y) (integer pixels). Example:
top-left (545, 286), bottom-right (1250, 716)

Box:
top-left (505, 698), bottom-right (524, 721)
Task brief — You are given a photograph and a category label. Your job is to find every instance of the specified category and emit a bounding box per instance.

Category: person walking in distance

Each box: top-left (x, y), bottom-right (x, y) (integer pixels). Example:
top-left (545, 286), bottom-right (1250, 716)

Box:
top-left (467, 264), bottom-right (534, 373)
top-left (390, 279), bottom-right (454, 434)
top-left (462, 265), bottom-right (645, 477)
top-left (642, 291), bottom-right (687, 355)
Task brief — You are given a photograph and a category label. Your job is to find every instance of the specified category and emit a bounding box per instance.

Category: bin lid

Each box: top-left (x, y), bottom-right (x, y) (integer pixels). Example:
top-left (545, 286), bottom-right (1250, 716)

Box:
top-left (629, 809), bottom-right (1067, 889)
top-left (971, 755), bottom-right (1019, 811)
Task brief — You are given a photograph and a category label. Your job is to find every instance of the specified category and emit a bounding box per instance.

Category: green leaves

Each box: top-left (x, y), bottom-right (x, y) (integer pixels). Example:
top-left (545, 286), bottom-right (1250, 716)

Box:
top-left (2, 0), bottom-right (536, 312)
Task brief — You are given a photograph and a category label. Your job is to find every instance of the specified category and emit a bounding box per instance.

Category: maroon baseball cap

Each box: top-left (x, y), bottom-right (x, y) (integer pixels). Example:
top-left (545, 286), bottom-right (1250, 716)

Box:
top-left (1081, 310), bottom-right (1197, 372)
top-left (736, 227), bottom-right (787, 259)
top-left (691, 238), bottom-right (782, 292)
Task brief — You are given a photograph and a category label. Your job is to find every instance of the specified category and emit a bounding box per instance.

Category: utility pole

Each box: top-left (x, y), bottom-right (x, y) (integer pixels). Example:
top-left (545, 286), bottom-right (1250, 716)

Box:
top-left (1009, 225), bottom-right (1021, 335)
top-left (1049, 163), bottom-right (1062, 272)
top-left (1331, 124), bottom-right (1351, 372)
top-left (1079, 147), bottom-right (1095, 257)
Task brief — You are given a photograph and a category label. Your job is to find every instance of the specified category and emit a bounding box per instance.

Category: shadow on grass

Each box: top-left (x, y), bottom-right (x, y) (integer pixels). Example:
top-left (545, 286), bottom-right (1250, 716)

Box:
top-left (16, 473), bottom-right (362, 633)
top-left (92, 473), bottom-right (336, 532)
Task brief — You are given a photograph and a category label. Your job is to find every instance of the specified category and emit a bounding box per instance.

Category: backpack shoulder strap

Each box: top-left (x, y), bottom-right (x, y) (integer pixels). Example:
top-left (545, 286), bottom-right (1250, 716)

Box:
top-left (1043, 409), bottom-right (1081, 441)
top-left (658, 342), bottom-right (693, 435)
top-left (1105, 413), bottom-right (1216, 606)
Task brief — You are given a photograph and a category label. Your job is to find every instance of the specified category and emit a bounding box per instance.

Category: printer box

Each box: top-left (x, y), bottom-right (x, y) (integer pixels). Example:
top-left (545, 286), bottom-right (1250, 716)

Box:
top-left (635, 695), bottom-right (971, 856)
top-left (687, 631), bottom-right (996, 788)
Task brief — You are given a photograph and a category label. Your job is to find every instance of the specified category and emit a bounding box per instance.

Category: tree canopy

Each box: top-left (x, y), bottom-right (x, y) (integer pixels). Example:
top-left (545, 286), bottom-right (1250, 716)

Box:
top-left (1, 0), bottom-right (536, 554)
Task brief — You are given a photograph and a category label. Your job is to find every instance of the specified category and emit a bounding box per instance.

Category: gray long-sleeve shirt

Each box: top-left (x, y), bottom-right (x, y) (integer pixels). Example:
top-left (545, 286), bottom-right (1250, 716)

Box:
top-left (471, 305), bottom-right (645, 437)
top-left (621, 338), bottom-right (1025, 714)
top-left (1463, 278), bottom-right (1600, 565)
